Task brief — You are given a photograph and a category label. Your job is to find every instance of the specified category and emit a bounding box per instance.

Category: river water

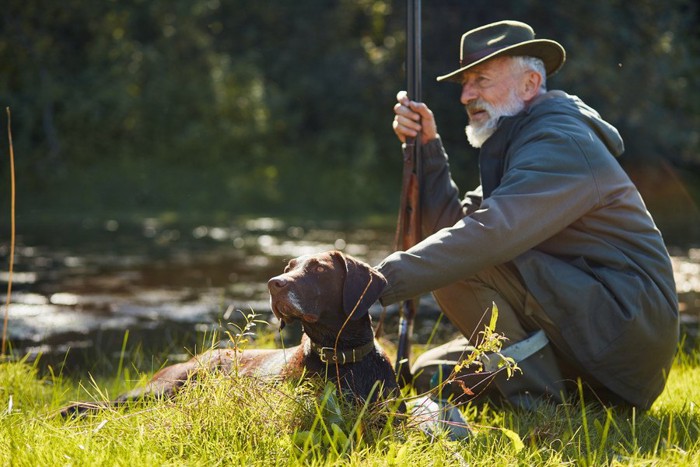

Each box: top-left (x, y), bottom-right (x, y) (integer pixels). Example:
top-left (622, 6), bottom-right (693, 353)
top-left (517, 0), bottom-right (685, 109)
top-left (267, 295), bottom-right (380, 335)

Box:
top-left (1, 216), bottom-right (698, 375)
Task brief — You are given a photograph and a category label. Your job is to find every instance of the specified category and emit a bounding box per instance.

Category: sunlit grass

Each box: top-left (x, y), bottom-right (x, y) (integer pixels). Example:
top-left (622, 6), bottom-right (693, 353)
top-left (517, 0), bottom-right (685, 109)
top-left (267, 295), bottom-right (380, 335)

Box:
top-left (1, 343), bottom-right (699, 465)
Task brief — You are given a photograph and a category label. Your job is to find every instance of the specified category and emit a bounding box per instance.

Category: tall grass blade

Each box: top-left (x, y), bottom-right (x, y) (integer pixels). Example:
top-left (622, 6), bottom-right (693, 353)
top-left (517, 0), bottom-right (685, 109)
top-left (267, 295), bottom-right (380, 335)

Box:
top-left (2, 107), bottom-right (16, 358)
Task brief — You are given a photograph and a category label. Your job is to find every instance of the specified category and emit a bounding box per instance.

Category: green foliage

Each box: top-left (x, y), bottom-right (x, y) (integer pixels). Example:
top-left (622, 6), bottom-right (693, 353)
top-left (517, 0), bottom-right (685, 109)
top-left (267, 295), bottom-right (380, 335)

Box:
top-left (452, 303), bottom-right (520, 381)
top-left (1, 0), bottom-right (699, 223)
top-left (2, 345), bottom-right (700, 465)
top-left (2, 310), bottom-right (700, 464)
top-left (223, 306), bottom-right (267, 354)
top-left (539, 0), bottom-right (700, 165)
top-left (0, 294), bottom-right (690, 465)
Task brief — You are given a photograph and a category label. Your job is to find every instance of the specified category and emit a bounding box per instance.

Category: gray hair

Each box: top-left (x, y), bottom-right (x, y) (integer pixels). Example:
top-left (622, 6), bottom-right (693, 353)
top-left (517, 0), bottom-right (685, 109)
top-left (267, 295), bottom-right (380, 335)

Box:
top-left (511, 56), bottom-right (547, 90)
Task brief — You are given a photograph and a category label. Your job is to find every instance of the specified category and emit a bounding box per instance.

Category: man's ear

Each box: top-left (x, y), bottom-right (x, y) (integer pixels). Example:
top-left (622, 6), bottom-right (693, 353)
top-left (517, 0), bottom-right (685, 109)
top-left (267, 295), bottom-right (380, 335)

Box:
top-left (521, 69), bottom-right (542, 100)
top-left (334, 251), bottom-right (387, 320)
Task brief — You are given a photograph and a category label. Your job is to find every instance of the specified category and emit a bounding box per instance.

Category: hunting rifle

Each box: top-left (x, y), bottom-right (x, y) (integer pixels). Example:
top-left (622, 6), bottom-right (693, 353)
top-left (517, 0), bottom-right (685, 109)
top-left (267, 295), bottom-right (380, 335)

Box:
top-left (394, 0), bottom-right (422, 388)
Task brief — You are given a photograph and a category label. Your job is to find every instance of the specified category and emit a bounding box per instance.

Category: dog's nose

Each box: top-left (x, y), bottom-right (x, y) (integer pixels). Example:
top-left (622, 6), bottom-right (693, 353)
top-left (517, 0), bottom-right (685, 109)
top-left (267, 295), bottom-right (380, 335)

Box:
top-left (268, 276), bottom-right (288, 292)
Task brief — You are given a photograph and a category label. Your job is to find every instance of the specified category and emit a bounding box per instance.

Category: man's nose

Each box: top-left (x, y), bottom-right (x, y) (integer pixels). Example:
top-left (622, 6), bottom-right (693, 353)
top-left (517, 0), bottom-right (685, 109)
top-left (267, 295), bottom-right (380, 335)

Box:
top-left (460, 82), bottom-right (478, 105)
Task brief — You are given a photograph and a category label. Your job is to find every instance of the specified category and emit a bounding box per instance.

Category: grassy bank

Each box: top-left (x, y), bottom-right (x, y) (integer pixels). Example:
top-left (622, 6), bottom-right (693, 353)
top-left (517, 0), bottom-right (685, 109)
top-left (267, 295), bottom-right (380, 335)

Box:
top-left (1, 343), bottom-right (699, 466)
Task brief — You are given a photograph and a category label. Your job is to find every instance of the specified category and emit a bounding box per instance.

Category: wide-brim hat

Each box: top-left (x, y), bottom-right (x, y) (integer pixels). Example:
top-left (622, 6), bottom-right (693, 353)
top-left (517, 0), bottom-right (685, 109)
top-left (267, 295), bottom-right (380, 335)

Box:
top-left (437, 20), bottom-right (566, 83)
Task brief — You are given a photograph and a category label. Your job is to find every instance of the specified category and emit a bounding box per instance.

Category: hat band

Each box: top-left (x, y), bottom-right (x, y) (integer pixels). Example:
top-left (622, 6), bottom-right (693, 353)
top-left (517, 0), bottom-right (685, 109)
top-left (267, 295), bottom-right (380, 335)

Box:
top-left (460, 46), bottom-right (504, 67)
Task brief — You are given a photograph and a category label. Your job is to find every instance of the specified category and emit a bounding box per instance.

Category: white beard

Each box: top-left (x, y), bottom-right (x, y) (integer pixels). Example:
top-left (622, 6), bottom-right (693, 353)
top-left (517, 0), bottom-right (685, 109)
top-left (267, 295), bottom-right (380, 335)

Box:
top-left (465, 89), bottom-right (526, 148)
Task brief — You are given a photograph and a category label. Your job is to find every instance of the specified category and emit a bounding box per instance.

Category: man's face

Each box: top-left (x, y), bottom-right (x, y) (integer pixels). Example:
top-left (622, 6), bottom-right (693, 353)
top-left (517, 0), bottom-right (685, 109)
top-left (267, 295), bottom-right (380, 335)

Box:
top-left (460, 56), bottom-right (527, 148)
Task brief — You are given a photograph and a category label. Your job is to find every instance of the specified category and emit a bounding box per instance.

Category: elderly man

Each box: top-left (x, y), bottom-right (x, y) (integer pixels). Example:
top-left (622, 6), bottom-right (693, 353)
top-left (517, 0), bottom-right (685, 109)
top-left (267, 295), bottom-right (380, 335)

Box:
top-left (377, 20), bottom-right (678, 410)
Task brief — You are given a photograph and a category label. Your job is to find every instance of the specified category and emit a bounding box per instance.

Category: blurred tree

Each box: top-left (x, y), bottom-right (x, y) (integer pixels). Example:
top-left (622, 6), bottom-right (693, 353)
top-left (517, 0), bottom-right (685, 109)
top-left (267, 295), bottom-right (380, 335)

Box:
top-left (0, 0), bottom-right (698, 230)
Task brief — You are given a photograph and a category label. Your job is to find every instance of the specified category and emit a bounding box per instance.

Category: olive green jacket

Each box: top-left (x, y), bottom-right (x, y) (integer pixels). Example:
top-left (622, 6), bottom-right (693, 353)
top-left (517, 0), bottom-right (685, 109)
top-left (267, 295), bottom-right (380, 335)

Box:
top-left (377, 91), bottom-right (679, 409)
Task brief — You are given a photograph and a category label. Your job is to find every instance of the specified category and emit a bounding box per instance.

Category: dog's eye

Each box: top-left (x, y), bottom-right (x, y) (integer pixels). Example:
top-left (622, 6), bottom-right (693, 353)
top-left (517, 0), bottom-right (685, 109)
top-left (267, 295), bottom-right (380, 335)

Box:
top-left (284, 259), bottom-right (297, 273)
top-left (315, 265), bottom-right (325, 273)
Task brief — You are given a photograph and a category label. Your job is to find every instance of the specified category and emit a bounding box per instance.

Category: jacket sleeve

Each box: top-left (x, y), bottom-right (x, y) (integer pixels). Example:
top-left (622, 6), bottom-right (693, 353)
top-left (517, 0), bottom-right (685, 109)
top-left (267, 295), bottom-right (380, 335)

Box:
top-left (417, 137), bottom-right (482, 237)
top-left (378, 129), bottom-right (601, 306)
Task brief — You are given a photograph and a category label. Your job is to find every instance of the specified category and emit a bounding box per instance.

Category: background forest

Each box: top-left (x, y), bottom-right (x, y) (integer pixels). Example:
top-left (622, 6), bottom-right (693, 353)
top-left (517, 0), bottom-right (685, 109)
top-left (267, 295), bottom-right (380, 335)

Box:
top-left (1, 0), bottom-right (699, 244)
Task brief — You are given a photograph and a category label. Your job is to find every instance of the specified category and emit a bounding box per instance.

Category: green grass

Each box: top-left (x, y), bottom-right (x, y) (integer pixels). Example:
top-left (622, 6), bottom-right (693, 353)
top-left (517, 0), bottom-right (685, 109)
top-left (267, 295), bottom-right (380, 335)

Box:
top-left (2, 343), bottom-right (700, 466)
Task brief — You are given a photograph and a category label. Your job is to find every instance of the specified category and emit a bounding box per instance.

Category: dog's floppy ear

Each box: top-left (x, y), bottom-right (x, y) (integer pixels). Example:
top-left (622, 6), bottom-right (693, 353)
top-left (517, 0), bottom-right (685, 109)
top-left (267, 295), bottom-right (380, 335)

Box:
top-left (334, 251), bottom-right (387, 320)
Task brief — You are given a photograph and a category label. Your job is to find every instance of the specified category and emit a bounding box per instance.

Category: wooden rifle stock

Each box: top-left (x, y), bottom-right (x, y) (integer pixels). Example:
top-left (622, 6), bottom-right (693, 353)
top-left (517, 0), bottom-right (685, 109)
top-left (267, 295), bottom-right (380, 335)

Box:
top-left (394, 0), bottom-right (422, 388)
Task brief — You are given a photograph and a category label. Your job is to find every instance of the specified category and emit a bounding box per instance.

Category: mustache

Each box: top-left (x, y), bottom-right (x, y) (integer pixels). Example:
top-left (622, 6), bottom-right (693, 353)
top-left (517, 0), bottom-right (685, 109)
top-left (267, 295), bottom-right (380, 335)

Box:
top-left (465, 99), bottom-right (494, 116)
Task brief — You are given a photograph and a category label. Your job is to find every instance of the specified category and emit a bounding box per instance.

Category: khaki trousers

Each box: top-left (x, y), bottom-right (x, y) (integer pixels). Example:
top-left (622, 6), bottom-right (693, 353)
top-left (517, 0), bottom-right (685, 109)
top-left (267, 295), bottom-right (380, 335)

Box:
top-left (411, 262), bottom-right (583, 407)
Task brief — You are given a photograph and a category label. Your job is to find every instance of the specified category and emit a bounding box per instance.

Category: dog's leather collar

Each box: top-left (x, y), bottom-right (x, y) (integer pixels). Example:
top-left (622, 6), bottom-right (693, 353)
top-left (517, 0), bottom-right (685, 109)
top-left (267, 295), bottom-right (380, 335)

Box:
top-left (310, 340), bottom-right (376, 365)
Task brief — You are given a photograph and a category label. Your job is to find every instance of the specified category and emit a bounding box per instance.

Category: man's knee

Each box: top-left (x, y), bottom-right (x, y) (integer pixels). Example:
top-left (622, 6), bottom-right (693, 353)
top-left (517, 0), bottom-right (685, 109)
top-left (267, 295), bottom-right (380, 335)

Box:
top-left (431, 263), bottom-right (536, 343)
top-left (410, 335), bottom-right (567, 408)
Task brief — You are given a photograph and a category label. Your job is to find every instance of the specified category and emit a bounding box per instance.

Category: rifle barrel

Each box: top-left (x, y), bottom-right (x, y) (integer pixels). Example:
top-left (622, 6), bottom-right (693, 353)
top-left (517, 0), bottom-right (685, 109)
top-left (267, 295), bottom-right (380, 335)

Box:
top-left (394, 0), bottom-right (422, 386)
top-left (407, 0), bottom-right (422, 103)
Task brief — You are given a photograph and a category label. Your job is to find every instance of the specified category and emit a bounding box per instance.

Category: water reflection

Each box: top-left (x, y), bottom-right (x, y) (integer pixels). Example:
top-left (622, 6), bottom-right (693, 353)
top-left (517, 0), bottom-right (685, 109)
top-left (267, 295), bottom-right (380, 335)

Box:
top-left (0, 217), bottom-right (407, 373)
top-left (0, 216), bottom-right (698, 375)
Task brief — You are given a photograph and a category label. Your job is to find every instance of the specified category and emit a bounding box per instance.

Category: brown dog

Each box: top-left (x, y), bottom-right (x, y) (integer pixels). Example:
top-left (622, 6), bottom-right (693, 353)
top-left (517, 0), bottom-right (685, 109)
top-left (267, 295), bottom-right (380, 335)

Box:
top-left (60, 250), bottom-right (398, 416)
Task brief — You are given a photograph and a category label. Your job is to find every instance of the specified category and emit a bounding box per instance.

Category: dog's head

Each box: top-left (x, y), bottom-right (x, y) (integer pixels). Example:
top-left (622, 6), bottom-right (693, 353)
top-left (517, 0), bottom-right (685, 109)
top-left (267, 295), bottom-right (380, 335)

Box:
top-left (268, 250), bottom-right (387, 331)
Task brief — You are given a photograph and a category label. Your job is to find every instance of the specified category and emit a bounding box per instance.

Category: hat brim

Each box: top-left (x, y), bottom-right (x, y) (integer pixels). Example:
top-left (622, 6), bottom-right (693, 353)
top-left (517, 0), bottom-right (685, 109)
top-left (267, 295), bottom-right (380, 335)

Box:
top-left (436, 39), bottom-right (566, 83)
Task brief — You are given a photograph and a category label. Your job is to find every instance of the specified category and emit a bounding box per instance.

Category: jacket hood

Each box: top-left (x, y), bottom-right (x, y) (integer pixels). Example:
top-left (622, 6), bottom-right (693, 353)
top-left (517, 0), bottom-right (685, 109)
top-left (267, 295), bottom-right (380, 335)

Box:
top-left (525, 91), bottom-right (625, 157)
